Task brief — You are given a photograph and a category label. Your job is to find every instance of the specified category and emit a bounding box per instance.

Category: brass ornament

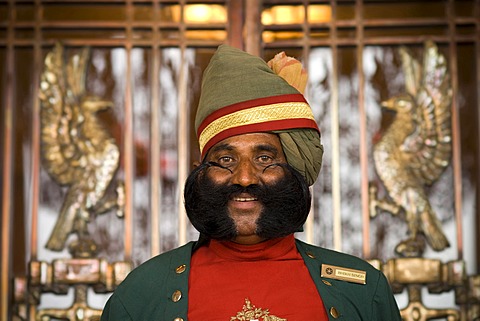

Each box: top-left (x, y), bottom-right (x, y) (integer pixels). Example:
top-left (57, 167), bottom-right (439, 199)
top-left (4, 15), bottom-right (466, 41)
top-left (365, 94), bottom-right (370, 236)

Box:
top-left (370, 41), bottom-right (452, 257)
top-left (231, 298), bottom-right (287, 321)
top-left (378, 258), bottom-right (464, 321)
top-left (39, 43), bottom-right (124, 258)
top-left (28, 258), bottom-right (131, 321)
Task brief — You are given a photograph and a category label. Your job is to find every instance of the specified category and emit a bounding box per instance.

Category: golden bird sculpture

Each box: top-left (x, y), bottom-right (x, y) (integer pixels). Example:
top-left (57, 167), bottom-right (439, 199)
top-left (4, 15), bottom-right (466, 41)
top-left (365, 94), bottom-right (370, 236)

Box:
top-left (39, 43), bottom-right (124, 257)
top-left (370, 41), bottom-right (452, 257)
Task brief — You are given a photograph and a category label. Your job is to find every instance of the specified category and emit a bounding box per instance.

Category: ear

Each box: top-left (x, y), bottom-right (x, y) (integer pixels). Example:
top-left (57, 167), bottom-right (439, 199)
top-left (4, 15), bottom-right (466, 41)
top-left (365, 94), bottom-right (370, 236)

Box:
top-left (192, 160), bottom-right (201, 168)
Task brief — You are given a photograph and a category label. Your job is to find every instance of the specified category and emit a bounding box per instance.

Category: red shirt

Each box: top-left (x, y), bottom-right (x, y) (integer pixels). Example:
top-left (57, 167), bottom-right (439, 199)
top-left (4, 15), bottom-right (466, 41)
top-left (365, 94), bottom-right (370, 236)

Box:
top-left (188, 235), bottom-right (328, 320)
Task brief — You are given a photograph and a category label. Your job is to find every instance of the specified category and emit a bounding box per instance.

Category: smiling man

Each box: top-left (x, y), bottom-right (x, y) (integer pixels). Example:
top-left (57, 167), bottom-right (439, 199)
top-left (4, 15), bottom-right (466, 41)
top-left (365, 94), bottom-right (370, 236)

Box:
top-left (100, 45), bottom-right (402, 321)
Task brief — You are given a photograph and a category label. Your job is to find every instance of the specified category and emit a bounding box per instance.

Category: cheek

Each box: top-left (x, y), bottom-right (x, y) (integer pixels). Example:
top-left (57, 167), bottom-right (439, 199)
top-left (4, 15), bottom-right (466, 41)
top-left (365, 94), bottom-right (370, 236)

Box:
top-left (259, 166), bottom-right (287, 184)
top-left (206, 167), bottom-right (231, 184)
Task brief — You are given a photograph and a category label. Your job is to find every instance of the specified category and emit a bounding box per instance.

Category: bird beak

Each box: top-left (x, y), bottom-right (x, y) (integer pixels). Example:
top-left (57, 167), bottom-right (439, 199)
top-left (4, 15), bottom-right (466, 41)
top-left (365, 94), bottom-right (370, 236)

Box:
top-left (380, 98), bottom-right (395, 109)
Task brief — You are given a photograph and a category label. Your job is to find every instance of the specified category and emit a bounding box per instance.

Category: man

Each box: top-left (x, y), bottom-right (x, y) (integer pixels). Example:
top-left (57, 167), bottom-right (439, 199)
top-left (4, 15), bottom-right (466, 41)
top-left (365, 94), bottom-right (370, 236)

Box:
top-left (100, 45), bottom-right (402, 321)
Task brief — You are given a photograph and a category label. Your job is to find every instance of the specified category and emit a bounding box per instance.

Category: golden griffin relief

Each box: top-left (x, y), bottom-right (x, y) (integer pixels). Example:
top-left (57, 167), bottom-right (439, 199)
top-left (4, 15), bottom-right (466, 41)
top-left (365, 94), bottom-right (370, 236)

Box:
top-left (367, 42), bottom-right (480, 321)
top-left (369, 41), bottom-right (453, 258)
top-left (39, 43), bottom-right (125, 258)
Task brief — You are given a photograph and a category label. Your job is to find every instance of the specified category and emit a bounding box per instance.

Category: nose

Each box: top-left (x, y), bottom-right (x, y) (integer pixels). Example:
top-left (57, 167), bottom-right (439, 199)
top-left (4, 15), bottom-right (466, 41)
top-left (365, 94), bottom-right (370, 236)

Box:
top-left (230, 159), bottom-right (260, 187)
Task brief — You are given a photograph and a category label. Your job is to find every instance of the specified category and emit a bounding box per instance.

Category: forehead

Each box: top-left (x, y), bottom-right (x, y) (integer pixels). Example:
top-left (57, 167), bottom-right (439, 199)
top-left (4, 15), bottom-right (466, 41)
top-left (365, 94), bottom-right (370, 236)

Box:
top-left (208, 132), bottom-right (284, 153)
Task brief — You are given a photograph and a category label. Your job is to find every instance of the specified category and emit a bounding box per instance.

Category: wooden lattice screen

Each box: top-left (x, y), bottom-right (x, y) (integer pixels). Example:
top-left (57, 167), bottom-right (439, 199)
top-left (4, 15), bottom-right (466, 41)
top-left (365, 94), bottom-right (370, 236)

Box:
top-left (1, 1), bottom-right (479, 320)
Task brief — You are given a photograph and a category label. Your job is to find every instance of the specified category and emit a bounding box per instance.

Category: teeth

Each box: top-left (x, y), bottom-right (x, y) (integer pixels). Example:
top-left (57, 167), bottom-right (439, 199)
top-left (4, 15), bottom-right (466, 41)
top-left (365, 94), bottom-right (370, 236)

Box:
top-left (233, 197), bottom-right (257, 202)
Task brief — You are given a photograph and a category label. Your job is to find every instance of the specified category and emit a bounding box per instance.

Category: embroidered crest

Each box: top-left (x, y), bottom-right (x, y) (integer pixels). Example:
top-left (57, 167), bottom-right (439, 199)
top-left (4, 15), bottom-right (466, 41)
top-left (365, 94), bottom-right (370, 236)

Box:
top-left (230, 298), bottom-right (287, 321)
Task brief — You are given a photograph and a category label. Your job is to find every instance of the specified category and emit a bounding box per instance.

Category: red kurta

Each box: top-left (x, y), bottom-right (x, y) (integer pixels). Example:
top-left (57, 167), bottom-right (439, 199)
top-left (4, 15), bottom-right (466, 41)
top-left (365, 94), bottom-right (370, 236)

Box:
top-left (188, 235), bottom-right (328, 320)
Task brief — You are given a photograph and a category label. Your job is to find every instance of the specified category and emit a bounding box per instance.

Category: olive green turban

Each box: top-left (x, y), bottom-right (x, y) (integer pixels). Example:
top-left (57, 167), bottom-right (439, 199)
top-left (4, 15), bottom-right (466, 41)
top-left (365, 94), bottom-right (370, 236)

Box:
top-left (195, 45), bottom-right (323, 185)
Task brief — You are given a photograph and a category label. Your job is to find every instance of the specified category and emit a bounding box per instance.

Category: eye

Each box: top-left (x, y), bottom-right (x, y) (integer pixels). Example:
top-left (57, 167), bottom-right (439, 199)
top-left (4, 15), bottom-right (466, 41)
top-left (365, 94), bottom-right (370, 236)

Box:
top-left (217, 155), bottom-right (236, 167)
top-left (256, 154), bottom-right (274, 165)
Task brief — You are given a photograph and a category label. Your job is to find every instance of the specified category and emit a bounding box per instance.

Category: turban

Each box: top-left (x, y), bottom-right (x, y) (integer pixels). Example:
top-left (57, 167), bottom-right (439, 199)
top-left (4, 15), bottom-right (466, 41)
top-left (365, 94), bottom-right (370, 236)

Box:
top-left (195, 45), bottom-right (323, 186)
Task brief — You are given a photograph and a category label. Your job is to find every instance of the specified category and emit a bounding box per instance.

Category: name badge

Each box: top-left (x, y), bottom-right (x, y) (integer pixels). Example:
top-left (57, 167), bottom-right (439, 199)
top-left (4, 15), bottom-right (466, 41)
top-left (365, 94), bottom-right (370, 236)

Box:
top-left (321, 264), bottom-right (366, 284)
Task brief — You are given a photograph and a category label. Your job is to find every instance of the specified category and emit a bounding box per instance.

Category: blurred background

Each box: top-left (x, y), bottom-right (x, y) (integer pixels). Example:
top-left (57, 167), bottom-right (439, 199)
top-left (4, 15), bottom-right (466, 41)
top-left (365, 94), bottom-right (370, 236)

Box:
top-left (1, 1), bottom-right (479, 320)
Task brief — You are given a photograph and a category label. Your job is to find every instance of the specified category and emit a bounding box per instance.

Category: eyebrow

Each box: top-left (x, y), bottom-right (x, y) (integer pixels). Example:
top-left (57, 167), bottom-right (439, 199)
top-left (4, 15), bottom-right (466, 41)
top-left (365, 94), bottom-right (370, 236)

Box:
top-left (210, 142), bottom-right (279, 154)
top-left (209, 143), bottom-right (234, 154)
top-left (253, 144), bottom-right (279, 156)
top-left (206, 142), bottom-right (282, 162)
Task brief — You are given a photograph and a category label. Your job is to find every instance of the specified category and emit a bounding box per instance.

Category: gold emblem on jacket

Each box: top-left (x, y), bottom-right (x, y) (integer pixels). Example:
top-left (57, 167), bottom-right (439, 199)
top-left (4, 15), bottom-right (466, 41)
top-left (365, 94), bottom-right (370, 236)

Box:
top-left (231, 298), bottom-right (286, 321)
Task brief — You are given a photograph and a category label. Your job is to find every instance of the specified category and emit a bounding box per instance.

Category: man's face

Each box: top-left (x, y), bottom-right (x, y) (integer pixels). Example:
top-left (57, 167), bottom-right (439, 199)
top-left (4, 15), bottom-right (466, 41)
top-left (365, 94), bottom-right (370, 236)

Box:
top-left (184, 132), bottom-right (311, 245)
top-left (204, 133), bottom-right (288, 244)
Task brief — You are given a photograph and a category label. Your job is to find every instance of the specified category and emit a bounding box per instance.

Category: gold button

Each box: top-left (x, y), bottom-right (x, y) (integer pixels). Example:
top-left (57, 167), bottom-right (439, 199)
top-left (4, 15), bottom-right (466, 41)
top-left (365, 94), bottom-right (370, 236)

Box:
top-left (175, 264), bottom-right (186, 274)
top-left (173, 318), bottom-right (183, 321)
top-left (322, 279), bottom-right (332, 286)
top-left (330, 307), bottom-right (340, 318)
top-left (306, 252), bottom-right (316, 259)
top-left (172, 290), bottom-right (182, 302)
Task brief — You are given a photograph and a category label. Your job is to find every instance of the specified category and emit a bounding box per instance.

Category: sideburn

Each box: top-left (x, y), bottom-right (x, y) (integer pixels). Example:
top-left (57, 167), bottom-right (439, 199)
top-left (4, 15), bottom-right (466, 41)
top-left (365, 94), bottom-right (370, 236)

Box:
top-left (184, 163), bottom-right (238, 240)
top-left (254, 163), bottom-right (311, 239)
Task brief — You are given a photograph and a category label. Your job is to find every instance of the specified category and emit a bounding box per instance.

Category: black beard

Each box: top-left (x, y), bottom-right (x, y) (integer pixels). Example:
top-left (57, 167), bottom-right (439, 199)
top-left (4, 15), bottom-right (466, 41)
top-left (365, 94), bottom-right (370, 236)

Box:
top-left (183, 162), bottom-right (311, 241)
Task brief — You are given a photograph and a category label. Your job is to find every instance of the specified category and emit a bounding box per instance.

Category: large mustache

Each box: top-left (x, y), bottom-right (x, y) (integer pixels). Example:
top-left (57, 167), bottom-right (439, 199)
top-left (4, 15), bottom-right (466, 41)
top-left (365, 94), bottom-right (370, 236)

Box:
top-left (185, 161), bottom-right (308, 212)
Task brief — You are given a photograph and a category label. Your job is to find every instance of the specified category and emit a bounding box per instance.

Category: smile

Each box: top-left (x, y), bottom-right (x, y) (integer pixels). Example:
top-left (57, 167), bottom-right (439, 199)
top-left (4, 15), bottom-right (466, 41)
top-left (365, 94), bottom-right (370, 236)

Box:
top-left (233, 197), bottom-right (257, 202)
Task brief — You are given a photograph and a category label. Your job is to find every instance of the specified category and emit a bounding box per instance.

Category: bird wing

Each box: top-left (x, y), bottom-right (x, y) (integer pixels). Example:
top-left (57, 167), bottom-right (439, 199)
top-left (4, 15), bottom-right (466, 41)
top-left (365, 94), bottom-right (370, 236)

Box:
top-left (398, 41), bottom-right (452, 185)
top-left (39, 43), bottom-right (91, 186)
top-left (399, 45), bottom-right (422, 98)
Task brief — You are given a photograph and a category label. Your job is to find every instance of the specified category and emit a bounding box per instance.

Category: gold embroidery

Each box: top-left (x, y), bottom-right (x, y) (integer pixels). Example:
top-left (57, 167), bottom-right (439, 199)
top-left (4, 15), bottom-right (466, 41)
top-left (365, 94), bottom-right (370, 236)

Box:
top-left (198, 102), bottom-right (314, 154)
top-left (230, 298), bottom-right (287, 321)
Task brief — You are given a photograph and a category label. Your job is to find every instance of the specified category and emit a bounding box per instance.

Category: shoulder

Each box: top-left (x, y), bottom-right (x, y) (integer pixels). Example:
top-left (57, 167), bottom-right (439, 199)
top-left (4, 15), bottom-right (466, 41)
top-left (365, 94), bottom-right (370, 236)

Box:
top-left (295, 239), bottom-right (386, 291)
top-left (119, 241), bottom-right (194, 289)
top-left (295, 240), bottom-right (402, 320)
top-left (295, 239), bottom-right (378, 273)
top-left (102, 242), bottom-right (195, 321)
top-left (103, 242), bottom-right (195, 320)
top-left (130, 242), bottom-right (194, 274)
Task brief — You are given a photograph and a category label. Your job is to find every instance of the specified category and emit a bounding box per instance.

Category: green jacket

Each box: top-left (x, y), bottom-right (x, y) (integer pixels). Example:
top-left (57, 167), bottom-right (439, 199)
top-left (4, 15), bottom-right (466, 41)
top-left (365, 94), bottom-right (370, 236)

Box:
top-left (101, 239), bottom-right (401, 321)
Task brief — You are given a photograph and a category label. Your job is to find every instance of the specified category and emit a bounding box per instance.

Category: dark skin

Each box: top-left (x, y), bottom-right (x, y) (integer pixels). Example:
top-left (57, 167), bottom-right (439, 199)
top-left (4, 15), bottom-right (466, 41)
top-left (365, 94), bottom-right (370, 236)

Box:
top-left (200, 133), bottom-right (288, 245)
